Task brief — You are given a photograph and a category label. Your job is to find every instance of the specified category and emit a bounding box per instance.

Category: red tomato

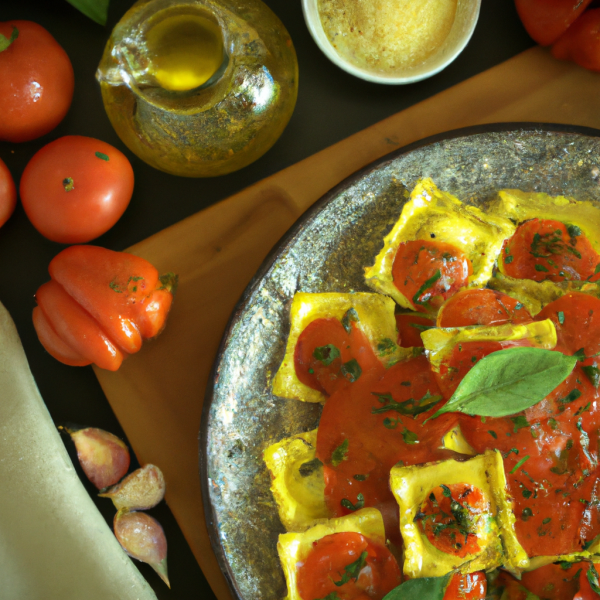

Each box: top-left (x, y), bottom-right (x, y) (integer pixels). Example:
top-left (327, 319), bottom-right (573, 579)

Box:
top-left (296, 532), bottom-right (402, 600)
top-left (514, 0), bottom-right (593, 46)
top-left (20, 136), bottom-right (134, 244)
top-left (501, 219), bottom-right (600, 282)
top-left (552, 8), bottom-right (600, 72)
top-left (0, 158), bottom-right (16, 228)
top-left (437, 288), bottom-right (532, 328)
top-left (443, 572), bottom-right (486, 600)
top-left (391, 240), bottom-right (472, 313)
top-left (0, 21), bottom-right (74, 143)
top-left (395, 313), bottom-right (434, 347)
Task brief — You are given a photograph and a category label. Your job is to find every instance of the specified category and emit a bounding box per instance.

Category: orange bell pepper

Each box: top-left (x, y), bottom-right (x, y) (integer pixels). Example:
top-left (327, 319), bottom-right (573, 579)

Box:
top-left (515, 0), bottom-right (592, 46)
top-left (33, 245), bottom-right (177, 370)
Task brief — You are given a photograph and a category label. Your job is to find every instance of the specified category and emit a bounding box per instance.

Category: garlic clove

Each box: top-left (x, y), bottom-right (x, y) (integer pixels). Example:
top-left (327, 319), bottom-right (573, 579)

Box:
top-left (100, 464), bottom-right (165, 510)
top-left (66, 427), bottom-right (130, 490)
top-left (114, 509), bottom-right (170, 588)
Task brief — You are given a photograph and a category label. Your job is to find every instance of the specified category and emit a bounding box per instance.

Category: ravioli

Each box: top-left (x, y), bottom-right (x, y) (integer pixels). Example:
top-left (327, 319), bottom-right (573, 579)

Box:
top-left (364, 178), bottom-right (515, 311)
top-left (263, 429), bottom-right (329, 532)
top-left (390, 450), bottom-right (528, 578)
top-left (421, 319), bottom-right (557, 372)
top-left (277, 508), bottom-right (387, 600)
top-left (272, 292), bottom-right (409, 403)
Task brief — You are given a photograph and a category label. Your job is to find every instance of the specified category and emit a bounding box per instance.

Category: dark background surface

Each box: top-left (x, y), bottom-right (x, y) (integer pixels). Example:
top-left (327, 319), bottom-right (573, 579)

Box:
top-left (0, 1), bottom-right (534, 598)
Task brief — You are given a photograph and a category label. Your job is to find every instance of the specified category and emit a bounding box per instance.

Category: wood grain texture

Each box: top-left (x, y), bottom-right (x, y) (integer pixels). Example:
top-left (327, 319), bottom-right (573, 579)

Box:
top-left (94, 47), bottom-right (600, 600)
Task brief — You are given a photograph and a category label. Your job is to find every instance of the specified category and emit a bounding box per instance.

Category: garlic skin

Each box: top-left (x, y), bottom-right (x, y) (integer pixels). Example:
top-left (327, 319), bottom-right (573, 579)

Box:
top-left (100, 464), bottom-right (165, 510)
top-left (114, 509), bottom-right (169, 587)
top-left (68, 427), bottom-right (130, 490)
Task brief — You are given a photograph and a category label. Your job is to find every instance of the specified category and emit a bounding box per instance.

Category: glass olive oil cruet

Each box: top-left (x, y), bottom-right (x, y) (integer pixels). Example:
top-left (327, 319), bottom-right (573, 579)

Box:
top-left (96, 0), bottom-right (298, 177)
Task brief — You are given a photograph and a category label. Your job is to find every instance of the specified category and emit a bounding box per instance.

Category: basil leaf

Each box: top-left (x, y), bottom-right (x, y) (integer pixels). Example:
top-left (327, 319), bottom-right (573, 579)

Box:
top-left (0, 26), bottom-right (18, 52)
top-left (383, 574), bottom-right (451, 600)
top-left (65, 0), bottom-right (110, 25)
top-left (333, 551), bottom-right (367, 586)
top-left (428, 347), bottom-right (577, 420)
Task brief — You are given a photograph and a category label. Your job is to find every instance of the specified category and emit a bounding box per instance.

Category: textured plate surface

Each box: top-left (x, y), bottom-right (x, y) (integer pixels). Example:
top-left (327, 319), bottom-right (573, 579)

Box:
top-left (200, 124), bottom-right (600, 600)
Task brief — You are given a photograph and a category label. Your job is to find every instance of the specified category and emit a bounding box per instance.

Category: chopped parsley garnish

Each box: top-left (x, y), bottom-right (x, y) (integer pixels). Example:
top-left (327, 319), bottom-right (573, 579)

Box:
top-left (413, 269), bottom-right (441, 306)
top-left (333, 551), bottom-right (368, 587)
top-left (488, 430), bottom-right (498, 439)
top-left (313, 344), bottom-right (340, 365)
top-left (582, 365), bottom-right (600, 388)
top-left (63, 177), bottom-right (75, 192)
top-left (409, 322), bottom-right (436, 332)
top-left (341, 307), bottom-right (359, 334)
top-left (341, 493), bottom-right (365, 511)
top-left (377, 337), bottom-right (397, 356)
top-left (558, 388), bottom-right (582, 411)
top-left (371, 391), bottom-right (442, 418)
top-left (402, 428), bottom-right (419, 445)
top-left (341, 359), bottom-right (362, 382)
top-left (587, 563), bottom-right (600, 595)
top-left (298, 458), bottom-right (322, 477)
top-left (557, 311), bottom-right (565, 325)
top-left (95, 151), bottom-right (110, 161)
top-left (510, 455), bottom-right (530, 474)
top-left (331, 439), bottom-right (349, 467)
top-left (511, 415), bottom-right (530, 433)
top-left (353, 474), bottom-right (369, 481)
top-left (535, 264), bottom-right (549, 272)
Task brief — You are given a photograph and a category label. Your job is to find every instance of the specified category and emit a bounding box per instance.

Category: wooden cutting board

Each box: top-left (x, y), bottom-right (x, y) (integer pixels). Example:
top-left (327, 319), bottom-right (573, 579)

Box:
top-left (94, 46), bottom-right (600, 600)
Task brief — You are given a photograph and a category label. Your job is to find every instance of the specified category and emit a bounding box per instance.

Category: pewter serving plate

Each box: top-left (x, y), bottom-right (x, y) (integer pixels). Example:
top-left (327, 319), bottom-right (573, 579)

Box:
top-left (200, 123), bottom-right (600, 600)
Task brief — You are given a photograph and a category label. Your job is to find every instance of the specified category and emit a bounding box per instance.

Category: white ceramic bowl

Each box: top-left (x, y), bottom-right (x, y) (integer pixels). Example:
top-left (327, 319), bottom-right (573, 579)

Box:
top-left (302, 0), bottom-right (482, 84)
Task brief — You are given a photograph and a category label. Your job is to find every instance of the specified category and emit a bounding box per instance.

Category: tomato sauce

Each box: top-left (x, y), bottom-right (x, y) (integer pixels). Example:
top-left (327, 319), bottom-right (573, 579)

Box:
top-left (295, 532), bottom-right (402, 600)
top-left (290, 246), bottom-right (600, 590)
top-left (392, 240), bottom-right (472, 313)
top-left (501, 219), bottom-right (600, 282)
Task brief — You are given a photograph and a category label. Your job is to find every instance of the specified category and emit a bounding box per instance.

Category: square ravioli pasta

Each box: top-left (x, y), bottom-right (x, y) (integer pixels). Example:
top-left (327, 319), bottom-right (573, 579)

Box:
top-left (364, 178), bottom-right (515, 312)
top-left (390, 450), bottom-right (528, 579)
top-left (272, 292), bottom-right (409, 403)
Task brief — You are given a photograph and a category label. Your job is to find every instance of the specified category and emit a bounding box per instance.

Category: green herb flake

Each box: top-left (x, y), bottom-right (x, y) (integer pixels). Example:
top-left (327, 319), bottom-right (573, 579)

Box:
top-left (542, 517), bottom-right (552, 525)
top-left (587, 563), bottom-right (600, 595)
top-left (582, 365), bottom-right (600, 388)
top-left (504, 255), bottom-right (514, 264)
top-left (488, 430), bottom-right (498, 439)
top-left (353, 474), bottom-right (369, 481)
top-left (313, 344), bottom-right (340, 366)
top-left (402, 428), bottom-right (419, 445)
top-left (298, 458), bottom-right (322, 477)
top-left (413, 269), bottom-right (441, 306)
top-left (66, 0), bottom-right (110, 25)
top-left (95, 151), bottom-right (110, 161)
top-left (109, 280), bottom-right (123, 293)
top-left (567, 224), bottom-right (582, 238)
top-left (0, 26), bottom-right (18, 52)
top-left (557, 311), bottom-right (565, 325)
top-left (510, 455), bottom-right (530, 474)
top-left (409, 323), bottom-right (435, 332)
top-left (377, 337), bottom-right (397, 356)
top-left (549, 417), bottom-right (559, 430)
top-left (372, 391), bottom-right (442, 418)
top-left (535, 264), bottom-right (549, 272)
top-left (511, 415), bottom-right (530, 433)
top-left (341, 307), bottom-right (359, 334)
top-left (333, 551), bottom-right (368, 587)
top-left (341, 493), bottom-right (365, 512)
top-left (341, 358), bottom-right (362, 382)
top-left (521, 507), bottom-right (533, 521)
top-left (515, 302), bottom-right (524, 310)
top-left (62, 177), bottom-right (75, 192)
top-left (331, 439), bottom-right (349, 467)
top-left (426, 347), bottom-right (577, 421)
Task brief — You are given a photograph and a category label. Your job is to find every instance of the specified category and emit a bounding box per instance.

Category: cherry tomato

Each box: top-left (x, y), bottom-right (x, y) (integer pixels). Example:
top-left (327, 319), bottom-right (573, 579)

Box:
top-left (294, 318), bottom-right (383, 395)
top-left (0, 21), bottom-right (74, 143)
top-left (20, 136), bottom-right (134, 244)
top-left (0, 158), bottom-right (16, 228)
top-left (296, 532), bottom-right (402, 600)
top-left (501, 219), bottom-right (600, 282)
top-left (417, 483), bottom-right (486, 557)
top-left (552, 8), bottom-right (600, 72)
top-left (514, 0), bottom-right (593, 46)
top-left (437, 288), bottom-right (532, 328)
top-left (392, 240), bottom-right (472, 313)
top-left (443, 572), bottom-right (486, 600)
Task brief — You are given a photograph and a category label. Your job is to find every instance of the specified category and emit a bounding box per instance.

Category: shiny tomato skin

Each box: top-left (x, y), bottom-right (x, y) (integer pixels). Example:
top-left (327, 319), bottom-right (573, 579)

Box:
top-left (395, 313), bottom-right (434, 347)
top-left (514, 0), bottom-right (593, 46)
top-left (20, 136), bottom-right (134, 244)
top-left (0, 158), bottom-right (17, 228)
top-left (552, 9), bottom-right (600, 72)
top-left (443, 572), bottom-right (486, 600)
top-left (0, 21), bottom-right (74, 143)
top-left (296, 532), bottom-right (402, 600)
